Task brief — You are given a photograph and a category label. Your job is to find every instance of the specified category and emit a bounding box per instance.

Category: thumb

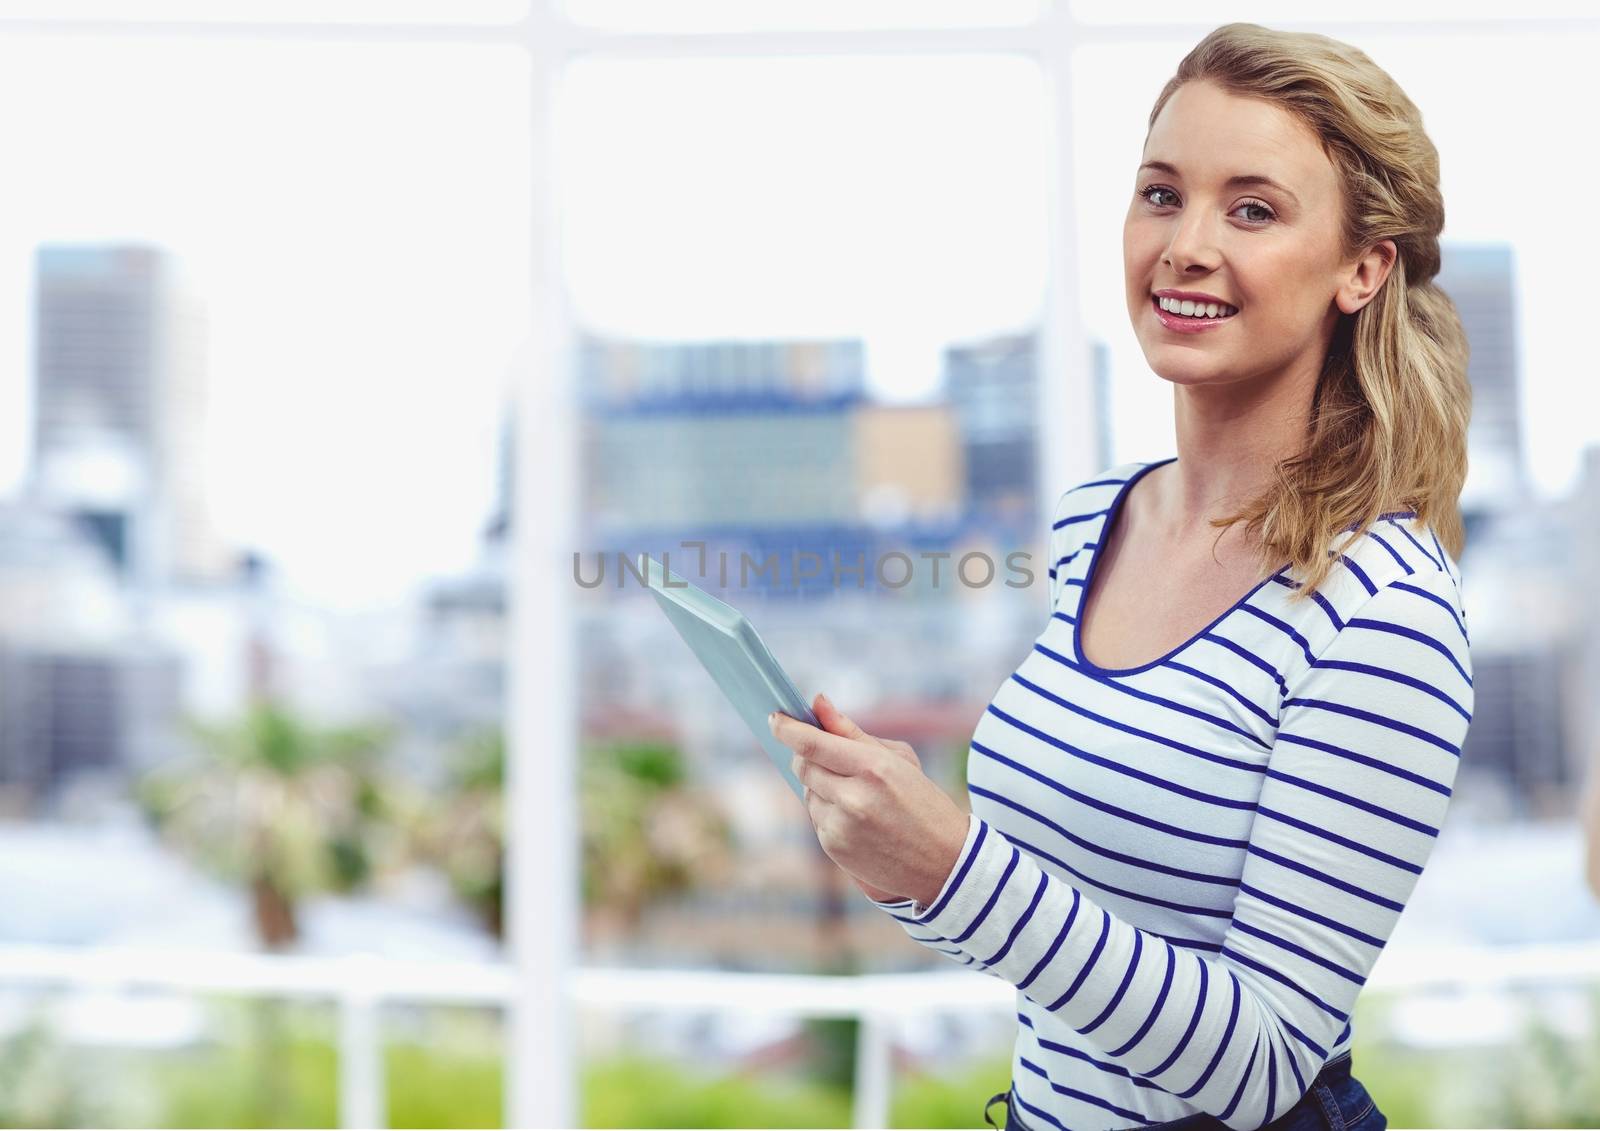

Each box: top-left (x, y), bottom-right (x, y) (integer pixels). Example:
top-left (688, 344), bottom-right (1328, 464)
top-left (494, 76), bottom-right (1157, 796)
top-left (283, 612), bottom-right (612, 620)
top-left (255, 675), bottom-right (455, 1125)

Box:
top-left (814, 693), bottom-right (911, 761)
top-left (814, 692), bottom-right (873, 741)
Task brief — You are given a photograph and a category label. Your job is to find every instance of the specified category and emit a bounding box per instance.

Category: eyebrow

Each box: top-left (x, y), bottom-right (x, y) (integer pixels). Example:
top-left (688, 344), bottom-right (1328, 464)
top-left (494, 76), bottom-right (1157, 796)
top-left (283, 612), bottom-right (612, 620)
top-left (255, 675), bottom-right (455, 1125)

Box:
top-left (1138, 160), bottom-right (1300, 208)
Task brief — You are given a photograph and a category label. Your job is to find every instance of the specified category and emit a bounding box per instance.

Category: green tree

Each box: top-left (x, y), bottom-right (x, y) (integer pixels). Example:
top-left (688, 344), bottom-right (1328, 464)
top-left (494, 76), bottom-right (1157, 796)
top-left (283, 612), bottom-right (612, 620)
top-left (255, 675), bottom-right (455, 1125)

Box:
top-left (416, 727), bottom-right (507, 938)
top-left (135, 699), bottom-right (407, 1123)
top-left (578, 738), bottom-right (737, 938)
top-left (136, 698), bottom-right (402, 949)
top-left (408, 732), bottom-right (738, 944)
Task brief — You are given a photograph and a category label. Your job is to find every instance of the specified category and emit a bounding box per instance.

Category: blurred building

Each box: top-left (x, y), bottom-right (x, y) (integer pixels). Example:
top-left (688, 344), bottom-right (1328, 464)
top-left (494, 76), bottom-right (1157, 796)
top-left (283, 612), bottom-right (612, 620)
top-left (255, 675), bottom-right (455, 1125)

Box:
top-left (852, 403), bottom-right (962, 527)
top-left (28, 243), bottom-right (235, 591)
top-left (579, 333), bottom-right (876, 598)
top-left (1424, 241), bottom-right (1589, 820)
top-left (581, 335), bottom-right (865, 528)
top-left (0, 498), bottom-right (181, 810)
top-left (1458, 647), bottom-right (1574, 821)
top-left (942, 331), bottom-right (1037, 535)
top-left (579, 334), bottom-right (865, 407)
top-left (0, 641), bottom-right (182, 811)
top-left (1454, 463), bottom-right (1595, 820)
top-left (1565, 444), bottom-right (1600, 818)
top-left (1439, 243), bottom-right (1525, 516)
top-left (587, 407), bottom-right (860, 530)
top-left (0, 243), bottom-right (278, 811)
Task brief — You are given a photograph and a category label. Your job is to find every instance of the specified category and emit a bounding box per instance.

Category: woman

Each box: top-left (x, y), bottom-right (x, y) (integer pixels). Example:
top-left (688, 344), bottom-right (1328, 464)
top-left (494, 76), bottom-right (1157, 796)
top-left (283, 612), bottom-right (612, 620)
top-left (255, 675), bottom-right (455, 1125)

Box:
top-left (769, 21), bottom-right (1473, 1131)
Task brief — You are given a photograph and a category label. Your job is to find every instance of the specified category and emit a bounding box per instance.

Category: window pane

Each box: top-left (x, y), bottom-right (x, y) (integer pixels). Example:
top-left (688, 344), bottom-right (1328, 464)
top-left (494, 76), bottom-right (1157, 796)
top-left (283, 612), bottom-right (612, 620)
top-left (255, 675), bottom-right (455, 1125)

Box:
top-left (558, 55), bottom-right (1046, 391)
top-left (0, 27), bottom-right (528, 1002)
top-left (559, 54), bottom-right (1054, 967)
top-left (0, 12), bottom-right (528, 1099)
top-left (563, 0), bottom-right (1040, 33)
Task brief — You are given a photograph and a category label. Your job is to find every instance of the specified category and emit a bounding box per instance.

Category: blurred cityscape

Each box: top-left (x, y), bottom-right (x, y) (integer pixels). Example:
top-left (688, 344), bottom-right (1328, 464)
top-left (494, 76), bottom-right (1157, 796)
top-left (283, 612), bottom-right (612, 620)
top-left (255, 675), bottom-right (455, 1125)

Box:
top-left (4, 232), bottom-right (1600, 1117)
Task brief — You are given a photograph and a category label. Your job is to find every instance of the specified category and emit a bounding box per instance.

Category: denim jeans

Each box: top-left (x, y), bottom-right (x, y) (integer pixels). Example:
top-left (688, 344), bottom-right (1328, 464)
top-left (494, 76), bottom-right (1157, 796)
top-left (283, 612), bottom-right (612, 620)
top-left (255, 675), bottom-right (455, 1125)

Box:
top-left (982, 1050), bottom-right (1386, 1131)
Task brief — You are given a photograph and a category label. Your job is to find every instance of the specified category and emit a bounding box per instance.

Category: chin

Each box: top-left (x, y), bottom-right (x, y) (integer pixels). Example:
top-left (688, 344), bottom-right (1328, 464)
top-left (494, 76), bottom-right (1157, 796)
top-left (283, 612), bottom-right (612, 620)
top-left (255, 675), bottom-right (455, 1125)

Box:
top-left (1145, 353), bottom-right (1230, 386)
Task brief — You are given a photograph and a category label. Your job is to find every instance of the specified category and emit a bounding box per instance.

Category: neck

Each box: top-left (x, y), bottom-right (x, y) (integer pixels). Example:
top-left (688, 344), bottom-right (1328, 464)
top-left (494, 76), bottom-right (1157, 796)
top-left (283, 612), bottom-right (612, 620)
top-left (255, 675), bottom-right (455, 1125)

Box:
top-left (1156, 361), bottom-right (1320, 544)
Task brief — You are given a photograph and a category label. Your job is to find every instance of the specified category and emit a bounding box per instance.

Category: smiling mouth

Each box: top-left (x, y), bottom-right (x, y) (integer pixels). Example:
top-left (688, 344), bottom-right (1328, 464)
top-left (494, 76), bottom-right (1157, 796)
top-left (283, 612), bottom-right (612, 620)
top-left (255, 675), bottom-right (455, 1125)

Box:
top-left (1150, 295), bottom-right (1238, 322)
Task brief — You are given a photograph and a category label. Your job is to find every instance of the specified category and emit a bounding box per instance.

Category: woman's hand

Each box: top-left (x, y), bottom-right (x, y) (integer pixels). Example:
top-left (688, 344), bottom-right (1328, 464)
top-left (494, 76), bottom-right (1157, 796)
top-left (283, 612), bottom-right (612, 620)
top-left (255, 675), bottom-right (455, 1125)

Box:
top-left (770, 692), bottom-right (969, 909)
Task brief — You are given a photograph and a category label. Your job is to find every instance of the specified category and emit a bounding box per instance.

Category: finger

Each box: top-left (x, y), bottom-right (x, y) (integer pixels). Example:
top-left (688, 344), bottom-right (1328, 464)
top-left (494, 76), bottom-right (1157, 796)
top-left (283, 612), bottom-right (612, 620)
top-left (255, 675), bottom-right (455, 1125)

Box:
top-left (770, 711), bottom-right (870, 777)
top-left (814, 692), bottom-right (878, 744)
top-left (815, 694), bottom-right (919, 767)
top-left (795, 751), bottom-right (849, 804)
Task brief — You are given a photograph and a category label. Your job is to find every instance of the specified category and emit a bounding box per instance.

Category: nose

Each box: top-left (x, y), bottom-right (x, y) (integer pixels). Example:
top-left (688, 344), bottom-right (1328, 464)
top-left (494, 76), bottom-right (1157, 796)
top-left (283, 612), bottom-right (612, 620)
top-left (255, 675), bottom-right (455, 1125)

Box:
top-left (1162, 205), bottom-right (1221, 276)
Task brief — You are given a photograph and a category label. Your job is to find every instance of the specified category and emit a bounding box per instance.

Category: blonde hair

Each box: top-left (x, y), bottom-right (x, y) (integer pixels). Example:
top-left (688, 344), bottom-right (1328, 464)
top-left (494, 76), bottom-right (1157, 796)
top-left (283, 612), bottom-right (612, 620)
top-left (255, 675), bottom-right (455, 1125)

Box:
top-left (1148, 22), bottom-right (1473, 602)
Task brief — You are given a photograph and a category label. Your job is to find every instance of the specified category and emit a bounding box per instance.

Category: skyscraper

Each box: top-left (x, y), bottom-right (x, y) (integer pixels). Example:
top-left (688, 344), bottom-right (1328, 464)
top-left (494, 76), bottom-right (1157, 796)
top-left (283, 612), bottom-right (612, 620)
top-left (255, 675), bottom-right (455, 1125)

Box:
top-left (942, 330), bottom-right (1037, 534)
top-left (29, 243), bottom-right (234, 589)
top-left (1437, 243), bottom-right (1522, 511)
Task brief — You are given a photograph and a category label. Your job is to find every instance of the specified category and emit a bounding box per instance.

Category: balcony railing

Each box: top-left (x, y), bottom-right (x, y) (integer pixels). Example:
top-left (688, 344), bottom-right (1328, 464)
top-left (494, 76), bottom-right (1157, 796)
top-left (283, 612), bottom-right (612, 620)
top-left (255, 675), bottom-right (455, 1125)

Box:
top-left (0, 940), bottom-right (1597, 1128)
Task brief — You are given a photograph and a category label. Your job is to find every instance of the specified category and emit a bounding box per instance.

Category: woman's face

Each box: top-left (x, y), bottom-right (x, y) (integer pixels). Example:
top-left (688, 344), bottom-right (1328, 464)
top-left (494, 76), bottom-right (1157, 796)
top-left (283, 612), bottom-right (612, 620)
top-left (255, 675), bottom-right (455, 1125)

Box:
top-left (1123, 78), bottom-right (1358, 392)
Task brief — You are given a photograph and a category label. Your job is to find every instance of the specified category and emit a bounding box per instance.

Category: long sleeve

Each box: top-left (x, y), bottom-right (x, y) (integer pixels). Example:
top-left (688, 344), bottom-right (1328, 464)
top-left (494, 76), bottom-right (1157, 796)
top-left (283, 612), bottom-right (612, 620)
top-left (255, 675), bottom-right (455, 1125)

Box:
top-left (872, 571), bottom-right (1472, 1129)
top-left (866, 826), bottom-right (1008, 980)
top-left (863, 486), bottom-right (1086, 977)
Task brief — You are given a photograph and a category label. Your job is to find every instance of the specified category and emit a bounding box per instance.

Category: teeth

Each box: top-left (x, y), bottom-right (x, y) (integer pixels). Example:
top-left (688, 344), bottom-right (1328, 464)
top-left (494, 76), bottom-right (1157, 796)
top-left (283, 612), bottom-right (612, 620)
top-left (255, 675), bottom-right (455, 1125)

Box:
top-left (1157, 295), bottom-right (1237, 318)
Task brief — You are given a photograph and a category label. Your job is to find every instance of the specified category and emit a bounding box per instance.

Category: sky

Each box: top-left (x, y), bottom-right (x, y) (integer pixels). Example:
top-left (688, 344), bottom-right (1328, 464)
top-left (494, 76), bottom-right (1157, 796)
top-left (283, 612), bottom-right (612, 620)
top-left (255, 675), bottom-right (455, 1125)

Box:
top-left (0, 35), bottom-right (533, 608)
top-left (0, 19), bottom-right (1591, 608)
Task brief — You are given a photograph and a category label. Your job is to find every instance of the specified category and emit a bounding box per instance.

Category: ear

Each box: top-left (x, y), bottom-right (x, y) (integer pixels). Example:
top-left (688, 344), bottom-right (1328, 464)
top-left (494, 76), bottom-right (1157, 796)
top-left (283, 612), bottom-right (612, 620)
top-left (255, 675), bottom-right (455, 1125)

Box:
top-left (1336, 238), bottom-right (1397, 316)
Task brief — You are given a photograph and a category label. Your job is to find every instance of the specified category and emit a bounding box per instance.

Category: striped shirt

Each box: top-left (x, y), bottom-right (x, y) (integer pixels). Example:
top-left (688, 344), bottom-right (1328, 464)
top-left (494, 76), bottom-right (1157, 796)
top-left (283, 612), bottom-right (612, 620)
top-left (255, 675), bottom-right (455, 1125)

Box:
top-left (869, 456), bottom-right (1474, 1131)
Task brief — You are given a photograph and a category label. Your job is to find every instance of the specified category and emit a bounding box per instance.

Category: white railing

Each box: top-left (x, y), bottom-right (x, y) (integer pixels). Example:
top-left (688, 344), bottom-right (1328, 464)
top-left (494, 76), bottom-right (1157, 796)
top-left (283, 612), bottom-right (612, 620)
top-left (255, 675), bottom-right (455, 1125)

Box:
top-left (0, 940), bottom-right (1597, 1129)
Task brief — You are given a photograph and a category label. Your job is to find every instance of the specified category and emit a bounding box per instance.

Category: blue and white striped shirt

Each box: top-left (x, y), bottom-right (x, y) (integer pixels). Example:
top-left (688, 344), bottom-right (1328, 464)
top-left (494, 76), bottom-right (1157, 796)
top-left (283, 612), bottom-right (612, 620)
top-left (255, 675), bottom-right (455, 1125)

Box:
top-left (870, 456), bottom-right (1474, 1131)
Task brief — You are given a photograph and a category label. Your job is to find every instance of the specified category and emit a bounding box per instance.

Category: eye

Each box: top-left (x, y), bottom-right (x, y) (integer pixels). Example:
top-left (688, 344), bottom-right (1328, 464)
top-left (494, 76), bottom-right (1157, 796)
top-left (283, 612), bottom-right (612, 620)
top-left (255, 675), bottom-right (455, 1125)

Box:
top-left (1137, 184), bottom-right (1277, 225)
top-left (1235, 197), bottom-right (1277, 224)
top-left (1138, 184), bottom-right (1179, 208)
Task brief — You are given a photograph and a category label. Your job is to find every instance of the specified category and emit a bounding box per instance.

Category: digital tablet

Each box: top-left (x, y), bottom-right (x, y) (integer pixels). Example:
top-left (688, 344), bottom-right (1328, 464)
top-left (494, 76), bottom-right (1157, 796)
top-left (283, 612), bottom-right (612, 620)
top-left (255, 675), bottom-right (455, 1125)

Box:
top-left (640, 554), bottom-right (814, 802)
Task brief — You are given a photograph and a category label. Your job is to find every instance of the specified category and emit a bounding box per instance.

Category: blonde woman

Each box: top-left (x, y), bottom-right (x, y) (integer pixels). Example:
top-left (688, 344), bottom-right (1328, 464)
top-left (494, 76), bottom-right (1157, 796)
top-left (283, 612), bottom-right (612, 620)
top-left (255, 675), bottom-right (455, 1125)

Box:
top-left (771, 22), bottom-right (1474, 1131)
